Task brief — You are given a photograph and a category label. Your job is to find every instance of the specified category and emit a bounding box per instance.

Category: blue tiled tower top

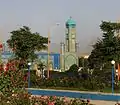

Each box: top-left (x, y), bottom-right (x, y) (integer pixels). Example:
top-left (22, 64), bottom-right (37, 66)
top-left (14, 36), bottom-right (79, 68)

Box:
top-left (66, 17), bottom-right (76, 27)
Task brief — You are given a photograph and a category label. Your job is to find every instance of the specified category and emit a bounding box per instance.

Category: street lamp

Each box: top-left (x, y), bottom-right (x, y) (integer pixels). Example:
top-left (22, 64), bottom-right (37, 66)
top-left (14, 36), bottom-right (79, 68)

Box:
top-left (28, 62), bottom-right (31, 88)
top-left (47, 23), bottom-right (60, 78)
top-left (111, 60), bottom-right (115, 94)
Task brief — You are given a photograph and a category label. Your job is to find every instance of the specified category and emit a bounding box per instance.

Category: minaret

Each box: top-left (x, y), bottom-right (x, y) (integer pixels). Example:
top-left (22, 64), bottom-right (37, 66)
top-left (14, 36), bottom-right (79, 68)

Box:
top-left (65, 17), bottom-right (76, 52)
top-left (60, 42), bottom-right (65, 71)
top-left (60, 17), bottom-right (78, 71)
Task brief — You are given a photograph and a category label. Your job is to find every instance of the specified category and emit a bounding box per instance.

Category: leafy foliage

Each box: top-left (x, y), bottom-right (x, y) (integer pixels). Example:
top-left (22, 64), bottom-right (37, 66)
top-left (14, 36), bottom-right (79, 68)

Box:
top-left (0, 94), bottom-right (92, 105)
top-left (68, 64), bottom-right (79, 72)
top-left (7, 26), bottom-right (48, 63)
top-left (30, 69), bottom-right (108, 91)
top-left (0, 69), bottom-right (27, 97)
top-left (88, 21), bottom-right (120, 69)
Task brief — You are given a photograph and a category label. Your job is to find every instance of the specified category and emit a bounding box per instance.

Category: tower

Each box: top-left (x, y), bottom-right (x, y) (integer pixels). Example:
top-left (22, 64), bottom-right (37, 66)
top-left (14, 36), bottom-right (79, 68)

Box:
top-left (60, 17), bottom-right (78, 71)
top-left (65, 17), bottom-right (76, 52)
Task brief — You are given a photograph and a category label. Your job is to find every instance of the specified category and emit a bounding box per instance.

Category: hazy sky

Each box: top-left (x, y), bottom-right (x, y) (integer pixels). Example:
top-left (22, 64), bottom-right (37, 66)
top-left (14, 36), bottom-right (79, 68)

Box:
top-left (0, 0), bottom-right (120, 53)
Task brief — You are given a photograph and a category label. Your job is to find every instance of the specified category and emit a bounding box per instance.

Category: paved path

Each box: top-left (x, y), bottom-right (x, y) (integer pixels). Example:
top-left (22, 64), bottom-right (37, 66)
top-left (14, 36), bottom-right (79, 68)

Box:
top-left (28, 88), bottom-right (120, 95)
top-left (90, 100), bottom-right (116, 105)
top-left (28, 88), bottom-right (120, 104)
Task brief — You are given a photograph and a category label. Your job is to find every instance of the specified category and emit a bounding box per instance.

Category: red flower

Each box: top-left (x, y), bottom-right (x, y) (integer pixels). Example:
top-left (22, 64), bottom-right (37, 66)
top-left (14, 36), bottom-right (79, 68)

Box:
top-left (0, 44), bottom-right (3, 48)
top-left (6, 63), bottom-right (10, 67)
top-left (48, 102), bottom-right (54, 105)
top-left (12, 67), bottom-right (16, 71)
top-left (53, 96), bottom-right (57, 99)
top-left (5, 67), bottom-right (9, 71)
top-left (24, 73), bottom-right (28, 81)
top-left (23, 76), bottom-right (27, 81)
top-left (87, 99), bottom-right (90, 103)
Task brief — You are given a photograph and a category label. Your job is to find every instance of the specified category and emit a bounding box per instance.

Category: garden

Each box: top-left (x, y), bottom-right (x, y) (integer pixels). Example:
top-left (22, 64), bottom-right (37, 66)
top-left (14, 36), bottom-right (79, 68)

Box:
top-left (0, 61), bottom-right (93, 105)
top-left (1, 21), bottom-right (120, 104)
top-left (0, 26), bottom-right (94, 105)
top-left (28, 21), bottom-right (120, 93)
top-left (30, 64), bottom-right (120, 93)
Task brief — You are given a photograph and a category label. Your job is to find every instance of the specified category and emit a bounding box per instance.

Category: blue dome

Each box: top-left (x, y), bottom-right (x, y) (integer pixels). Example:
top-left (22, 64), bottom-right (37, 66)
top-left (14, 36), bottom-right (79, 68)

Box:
top-left (66, 17), bottom-right (76, 26)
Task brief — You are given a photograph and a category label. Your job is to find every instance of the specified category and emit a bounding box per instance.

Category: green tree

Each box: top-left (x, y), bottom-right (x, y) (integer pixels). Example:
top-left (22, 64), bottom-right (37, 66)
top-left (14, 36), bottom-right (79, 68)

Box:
top-left (79, 57), bottom-right (84, 67)
top-left (88, 39), bottom-right (104, 69)
top-left (7, 26), bottom-right (48, 64)
top-left (88, 21), bottom-right (120, 69)
top-left (100, 21), bottom-right (120, 62)
top-left (68, 64), bottom-right (79, 72)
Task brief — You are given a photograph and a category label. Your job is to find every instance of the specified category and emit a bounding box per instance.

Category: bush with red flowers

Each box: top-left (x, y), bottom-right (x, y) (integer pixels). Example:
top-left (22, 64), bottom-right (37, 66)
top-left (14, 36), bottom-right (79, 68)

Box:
top-left (0, 94), bottom-right (93, 105)
top-left (0, 60), bottom-right (27, 97)
top-left (0, 60), bottom-right (94, 105)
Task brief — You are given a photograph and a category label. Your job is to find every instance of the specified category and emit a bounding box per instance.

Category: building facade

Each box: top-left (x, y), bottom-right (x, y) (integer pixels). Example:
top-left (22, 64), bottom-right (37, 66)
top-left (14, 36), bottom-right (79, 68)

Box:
top-left (0, 17), bottom-right (79, 72)
top-left (37, 53), bottom-right (60, 70)
top-left (60, 17), bottom-right (78, 71)
top-left (1, 52), bottom-right (60, 70)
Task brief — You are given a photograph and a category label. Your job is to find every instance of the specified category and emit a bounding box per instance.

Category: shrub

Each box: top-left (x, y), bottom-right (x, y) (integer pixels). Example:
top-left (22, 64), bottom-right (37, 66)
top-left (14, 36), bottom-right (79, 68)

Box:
top-left (0, 93), bottom-right (94, 105)
top-left (0, 70), bottom-right (27, 97)
top-left (68, 64), bottom-right (79, 72)
top-left (0, 60), bottom-right (28, 97)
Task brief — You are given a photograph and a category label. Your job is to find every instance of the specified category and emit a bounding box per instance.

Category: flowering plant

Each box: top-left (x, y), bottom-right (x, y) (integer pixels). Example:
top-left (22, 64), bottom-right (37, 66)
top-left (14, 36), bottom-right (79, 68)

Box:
top-left (0, 60), bottom-right (94, 105)
top-left (0, 60), bottom-right (27, 97)
top-left (0, 94), bottom-right (93, 105)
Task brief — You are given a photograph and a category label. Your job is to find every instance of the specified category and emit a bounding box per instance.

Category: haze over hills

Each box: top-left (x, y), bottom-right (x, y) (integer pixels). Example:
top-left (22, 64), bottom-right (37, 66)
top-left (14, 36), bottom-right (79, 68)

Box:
top-left (49, 43), bottom-right (93, 56)
top-left (1, 36), bottom-right (97, 56)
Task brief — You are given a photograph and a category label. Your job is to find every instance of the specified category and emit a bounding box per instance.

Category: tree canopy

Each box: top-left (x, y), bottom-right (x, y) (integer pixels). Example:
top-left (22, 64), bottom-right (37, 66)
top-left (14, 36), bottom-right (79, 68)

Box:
top-left (7, 26), bottom-right (48, 62)
top-left (88, 21), bottom-right (120, 69)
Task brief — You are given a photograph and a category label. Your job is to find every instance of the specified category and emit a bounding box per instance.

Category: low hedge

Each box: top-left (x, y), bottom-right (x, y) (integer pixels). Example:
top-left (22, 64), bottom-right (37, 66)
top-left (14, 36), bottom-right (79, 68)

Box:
top-left (28, 69), bottom-right (120, 92)
top-left (30, 76), bottom-right (106, 91)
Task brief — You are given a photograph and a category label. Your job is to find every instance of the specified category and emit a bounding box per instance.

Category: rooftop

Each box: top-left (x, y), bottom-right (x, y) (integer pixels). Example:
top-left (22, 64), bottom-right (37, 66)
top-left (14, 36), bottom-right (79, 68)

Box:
top-left (66, 17), bottom-right (76, 26)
